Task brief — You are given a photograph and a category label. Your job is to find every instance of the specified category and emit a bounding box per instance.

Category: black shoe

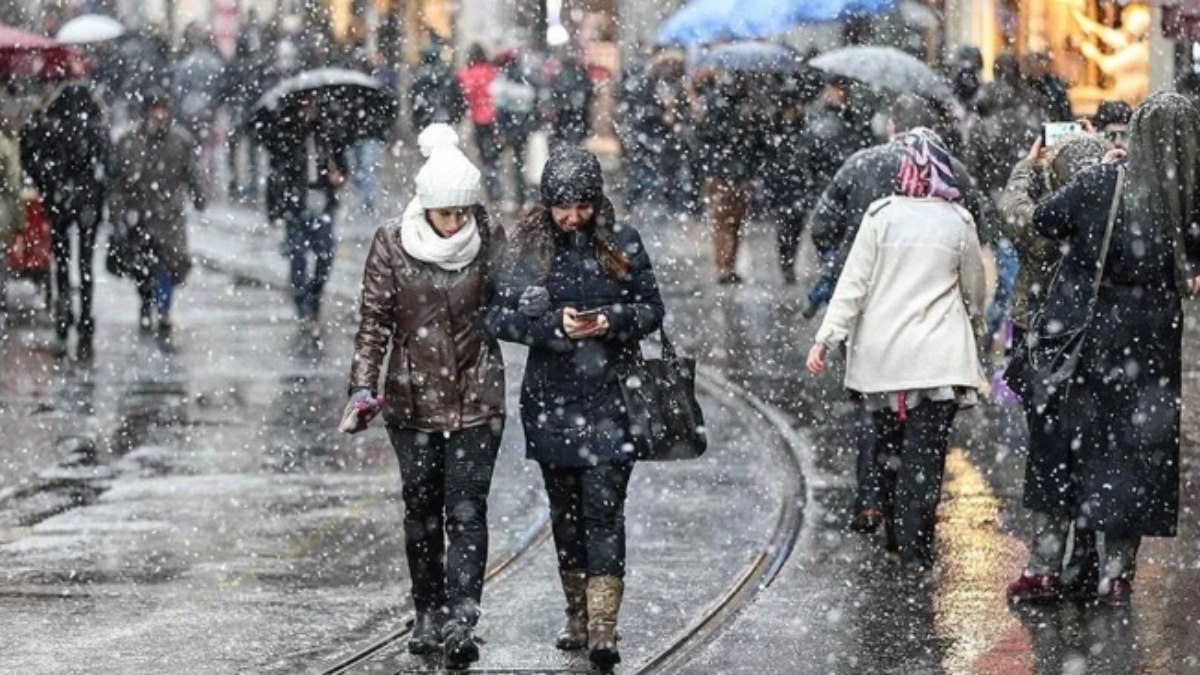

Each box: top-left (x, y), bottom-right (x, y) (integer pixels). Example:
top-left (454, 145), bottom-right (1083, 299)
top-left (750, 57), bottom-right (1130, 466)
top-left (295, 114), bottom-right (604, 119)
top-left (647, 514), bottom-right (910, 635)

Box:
top-left (716, 273), bottom-right (744, 285)
top-left (443, 620), bottom-right (479, 668)
top-left (781, 269), bottom-right (797, 286)
top-left (76, 335), bottom-right (94, 362)
top-left (407, 611), bottom-right (445, 655)
top-left (801, 301), bottom-right (821, 320)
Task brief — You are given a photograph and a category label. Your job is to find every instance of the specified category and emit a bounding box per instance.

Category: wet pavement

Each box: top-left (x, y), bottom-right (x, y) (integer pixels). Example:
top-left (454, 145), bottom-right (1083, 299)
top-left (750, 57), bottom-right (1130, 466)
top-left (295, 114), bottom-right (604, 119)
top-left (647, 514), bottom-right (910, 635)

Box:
top-left (3, 196), bottom-right (1200, 674)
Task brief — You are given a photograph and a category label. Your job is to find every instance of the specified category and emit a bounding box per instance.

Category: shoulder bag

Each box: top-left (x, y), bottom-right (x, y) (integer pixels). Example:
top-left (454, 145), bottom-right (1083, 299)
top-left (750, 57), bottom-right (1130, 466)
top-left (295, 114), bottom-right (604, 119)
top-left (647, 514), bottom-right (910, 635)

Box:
top-left (619, 329), bottom-right (708, 461)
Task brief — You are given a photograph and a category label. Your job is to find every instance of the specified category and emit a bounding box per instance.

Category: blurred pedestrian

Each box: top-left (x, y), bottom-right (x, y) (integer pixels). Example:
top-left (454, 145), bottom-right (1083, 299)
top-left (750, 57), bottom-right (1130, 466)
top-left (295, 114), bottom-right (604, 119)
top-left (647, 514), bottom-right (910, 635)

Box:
top-left (998, 131), bottom-right (1109, 602)
top-left (807, 129), bottom-right (988, 569)
top-left (487, 145), bottom-right (665, 669)
top-left (110, 89), bottom-right (206, 339)
top-left (411, 43), bottom-right (465, 133)
top-left (0, 106), bottom-right (21, 316)
top-left (1023, 52), bottom-right (1072, 122)
top-left (259, 92), bottom-right (349, 323)
top-left (693, 71), bottom-right (764, 284)
top-left (221, 30), bottom-right (271, 201)
top-left (948, 46), bottom-right (983, 110)
top-left (550, 54), bottom-right (593, 146)
top-left (348, 48), bottom-right (393, 215)
top-left (491, 50), bottom-right (540, 207)
top-left (459, 43), bottom-right (501, 203)
top-left (1093, 100), bottom-right (1132, 149)
top-left (20, 83), bottom-right (110, 359)
top-left (1007, 92), bottom-right (1200, 605)
top-left (345, 124), bottom-right (505, 668)
top-left (763, 76), bottom-right (815, 285)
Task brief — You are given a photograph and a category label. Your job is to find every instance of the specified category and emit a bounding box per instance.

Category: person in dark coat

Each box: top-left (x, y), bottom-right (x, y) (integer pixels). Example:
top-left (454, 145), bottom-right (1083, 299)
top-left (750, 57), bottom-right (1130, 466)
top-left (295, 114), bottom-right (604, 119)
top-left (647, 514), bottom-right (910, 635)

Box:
top-left (259, 93), bottom-right (349, 322)
top-left (492, 50), bottom-right (541, 206)
top-left (806, 94), bottom-right (996, 534)
top-left (1023, 52), bottom-right (1073, 122)
top-left (948, 46), bottom-right (983, 110)
top-left (221, 31), bottom-right (271, 200)
top-left (763, 75), bottom-right (815, 285)
top-left (550, 54), bottom-right (594, 146)
top-left (1007, 92), bottom-right (1200, 606)
top-left (345, 124), bottom-right (504, 667)
top-left (411, 43), bottom-right (465, 133)
top-left (487, 145), bottom-right (664, 669)
top-left (20, 83), bottom-right (110, 359)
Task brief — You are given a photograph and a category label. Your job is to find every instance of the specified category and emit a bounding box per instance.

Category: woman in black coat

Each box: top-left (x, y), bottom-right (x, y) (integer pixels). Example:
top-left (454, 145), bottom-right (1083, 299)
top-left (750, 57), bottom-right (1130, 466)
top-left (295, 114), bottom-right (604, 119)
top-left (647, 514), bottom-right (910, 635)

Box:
top-left (488, 145), bottom-right (664, 668)
top-left (1008, 92), bottom-right (1200, 605)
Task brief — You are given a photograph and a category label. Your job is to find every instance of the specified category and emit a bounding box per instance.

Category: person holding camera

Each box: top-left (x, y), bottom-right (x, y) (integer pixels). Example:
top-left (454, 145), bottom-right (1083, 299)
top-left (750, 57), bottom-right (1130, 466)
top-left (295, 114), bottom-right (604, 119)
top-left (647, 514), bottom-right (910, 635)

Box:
top-left (343, 124), bottom-right (506, 668)
top-left (487, 145), bottom-right (664, 669)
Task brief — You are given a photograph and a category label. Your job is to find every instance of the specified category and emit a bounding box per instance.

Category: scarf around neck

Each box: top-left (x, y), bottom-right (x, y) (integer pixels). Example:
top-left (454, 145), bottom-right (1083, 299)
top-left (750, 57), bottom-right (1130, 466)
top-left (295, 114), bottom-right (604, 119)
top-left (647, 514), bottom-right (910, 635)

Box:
top-left (399, 197), bottom-right (483, 272)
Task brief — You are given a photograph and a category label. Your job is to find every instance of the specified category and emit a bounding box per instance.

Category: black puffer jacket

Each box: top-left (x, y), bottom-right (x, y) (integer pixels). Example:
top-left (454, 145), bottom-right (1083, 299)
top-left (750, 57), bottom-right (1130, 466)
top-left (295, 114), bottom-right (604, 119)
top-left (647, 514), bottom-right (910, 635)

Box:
top-left (487, 200), bottom-right (665, 467)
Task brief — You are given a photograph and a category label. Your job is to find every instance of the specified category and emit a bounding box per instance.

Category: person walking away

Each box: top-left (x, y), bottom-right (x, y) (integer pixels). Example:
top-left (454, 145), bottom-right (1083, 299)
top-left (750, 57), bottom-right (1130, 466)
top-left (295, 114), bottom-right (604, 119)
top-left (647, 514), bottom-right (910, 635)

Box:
top-left (459, 44), bottom-right (502, 204)
top-left (221, 32), bottom-right (270, 201)
top-left (20, 83), bottom-right (110, 359)
top-left (763, 76), bottom-right (815, 285)
top-left (411, 43), bottom-right (465, 133)
top-left (0, 108), bottom-right (20, 316)
top-left (259, 93), bottom-right (349, 323)
top-left (806, 96), bottom-right (997, 532)
top-left (487, 145), bottom-right (665, 668)
top-left (348, 48), bottom-right (394, 215)
top-left (550, 54), bottom-right (593, 146)
top-left (807, 130), bottom-right (988, 569)
top-left (693, 70), bottom-right (763, 284)
top-left (1007, 92), bottom-right (1200, 605)
top-left (491, 50), bottom-right (540, 208)
top-left (1022, 52), bottom-right (1073, 122)
top-left (110, 90), bottom-right (206, 339)
top-left (344, 123), bottom-right (505, 668)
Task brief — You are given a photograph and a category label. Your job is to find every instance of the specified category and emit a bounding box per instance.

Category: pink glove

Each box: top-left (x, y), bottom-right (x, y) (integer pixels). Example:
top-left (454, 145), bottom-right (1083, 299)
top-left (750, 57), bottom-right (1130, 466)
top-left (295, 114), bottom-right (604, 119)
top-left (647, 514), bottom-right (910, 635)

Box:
top-left (339, 390), bottom-right (384, 434)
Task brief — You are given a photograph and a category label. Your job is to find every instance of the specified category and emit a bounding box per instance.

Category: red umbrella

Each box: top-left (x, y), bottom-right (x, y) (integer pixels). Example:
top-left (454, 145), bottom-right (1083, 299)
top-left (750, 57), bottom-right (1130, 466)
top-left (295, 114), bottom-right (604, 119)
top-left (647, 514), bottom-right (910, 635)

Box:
top-left (0, 23), bottom-right (87, 79)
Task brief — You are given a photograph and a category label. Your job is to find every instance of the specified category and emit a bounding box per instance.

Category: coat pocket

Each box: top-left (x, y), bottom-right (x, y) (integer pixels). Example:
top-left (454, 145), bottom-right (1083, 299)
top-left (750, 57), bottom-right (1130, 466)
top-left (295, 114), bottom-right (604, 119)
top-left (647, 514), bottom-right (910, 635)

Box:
top-left (384, 338), bottom-right (416, 422)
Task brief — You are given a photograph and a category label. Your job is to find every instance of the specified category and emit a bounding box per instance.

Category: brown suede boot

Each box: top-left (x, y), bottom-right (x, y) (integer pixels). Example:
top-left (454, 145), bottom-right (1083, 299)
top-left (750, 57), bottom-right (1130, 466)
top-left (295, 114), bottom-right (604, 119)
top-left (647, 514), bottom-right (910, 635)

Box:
top-left (586, 575), bottom-right (623, 668)
top-left (555, 570), bottom-right (589, 650)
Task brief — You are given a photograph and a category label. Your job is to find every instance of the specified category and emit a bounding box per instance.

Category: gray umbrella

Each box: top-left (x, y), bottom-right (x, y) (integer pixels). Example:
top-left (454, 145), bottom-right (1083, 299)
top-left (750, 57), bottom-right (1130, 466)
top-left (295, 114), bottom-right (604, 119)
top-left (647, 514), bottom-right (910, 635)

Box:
top-left (808, 45), bottom-right (954, 102)
top-left (692, 41), bottom-right (801, 73)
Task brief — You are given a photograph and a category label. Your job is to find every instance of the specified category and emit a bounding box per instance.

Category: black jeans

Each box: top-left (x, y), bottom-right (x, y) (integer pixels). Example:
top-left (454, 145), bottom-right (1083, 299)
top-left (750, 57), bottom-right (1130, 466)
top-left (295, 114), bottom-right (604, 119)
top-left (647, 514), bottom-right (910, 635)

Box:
top-left (867, 401), bottom-right (957, 568)
top-left (284, 210), bottom-right (335, 319)
top-left (540, 462), bottom-right (633, 578)
top-left (389, 424), bottom-right (501, 621)
top-left (48, 197), bottom-right (101, 338)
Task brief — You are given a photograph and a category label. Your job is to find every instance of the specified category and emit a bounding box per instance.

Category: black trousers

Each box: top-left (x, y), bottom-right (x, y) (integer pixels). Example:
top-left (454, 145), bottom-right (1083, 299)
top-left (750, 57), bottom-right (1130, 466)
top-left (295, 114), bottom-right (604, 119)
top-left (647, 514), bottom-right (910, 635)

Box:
top-left (388, 424), bottom-right (501, 621)
top-left (473, 122), bottom-right (502, 203)
top-left (47, 198), bottom-right (101, 338)
top-left (540, 462), bottom-right (633, 578)
top-left (866, 401), bottom-right (957, 568)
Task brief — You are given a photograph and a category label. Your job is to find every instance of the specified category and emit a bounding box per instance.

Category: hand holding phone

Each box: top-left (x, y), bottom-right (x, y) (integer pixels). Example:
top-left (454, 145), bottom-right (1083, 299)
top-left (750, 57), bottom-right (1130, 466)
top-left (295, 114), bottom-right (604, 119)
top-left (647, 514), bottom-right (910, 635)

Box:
top-left (1042, 121), bottom-right (1081, 147)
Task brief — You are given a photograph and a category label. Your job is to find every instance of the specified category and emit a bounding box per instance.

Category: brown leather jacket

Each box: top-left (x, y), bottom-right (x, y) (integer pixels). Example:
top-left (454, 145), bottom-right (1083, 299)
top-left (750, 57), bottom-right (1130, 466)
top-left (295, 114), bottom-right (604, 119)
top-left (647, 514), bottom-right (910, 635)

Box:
top-left (349, 206), bottom-right (506, 431)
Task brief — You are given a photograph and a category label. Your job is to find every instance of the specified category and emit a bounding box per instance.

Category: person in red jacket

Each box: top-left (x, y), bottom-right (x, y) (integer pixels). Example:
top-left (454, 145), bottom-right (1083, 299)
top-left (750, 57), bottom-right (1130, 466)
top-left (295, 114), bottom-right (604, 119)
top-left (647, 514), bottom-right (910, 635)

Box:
top-left (459, 44), bottom-right (501, 202)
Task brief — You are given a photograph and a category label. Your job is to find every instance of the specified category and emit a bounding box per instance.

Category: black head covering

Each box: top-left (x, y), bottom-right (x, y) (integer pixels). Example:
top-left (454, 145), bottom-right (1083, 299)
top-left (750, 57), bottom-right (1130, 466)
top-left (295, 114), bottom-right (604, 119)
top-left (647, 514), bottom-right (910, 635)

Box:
top-left (1094, 100), bottom-right (1132, 128)
top-left (141, 87), bottom-right (171, 114)
top-left (540, 144), bottom-right (603, 207)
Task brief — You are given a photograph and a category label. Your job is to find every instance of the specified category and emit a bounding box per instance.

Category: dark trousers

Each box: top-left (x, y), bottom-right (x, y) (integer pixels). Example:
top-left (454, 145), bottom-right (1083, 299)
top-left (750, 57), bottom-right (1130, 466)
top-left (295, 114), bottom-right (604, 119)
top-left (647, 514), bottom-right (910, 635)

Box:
top-left (389, 424), bottom-right (501, 621)
top-left (773, 206), bottom-right (807, 280)
top-left (867, 401), bottom-right (957, 568)
top-left (473, 122), bottom-right (502, 203)
top-left (540, 462), bottom-right (633, 578)
top-left (48, 199), bottom-right (101, 339)
top-left (285, 212), bottom-right (335, 319)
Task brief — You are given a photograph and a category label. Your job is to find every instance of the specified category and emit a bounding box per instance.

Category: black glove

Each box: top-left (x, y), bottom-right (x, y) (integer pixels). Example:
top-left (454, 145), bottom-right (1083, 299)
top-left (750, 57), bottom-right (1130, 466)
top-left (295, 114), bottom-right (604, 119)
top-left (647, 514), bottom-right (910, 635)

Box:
top-left (518, 285), bottom-right (551, 317)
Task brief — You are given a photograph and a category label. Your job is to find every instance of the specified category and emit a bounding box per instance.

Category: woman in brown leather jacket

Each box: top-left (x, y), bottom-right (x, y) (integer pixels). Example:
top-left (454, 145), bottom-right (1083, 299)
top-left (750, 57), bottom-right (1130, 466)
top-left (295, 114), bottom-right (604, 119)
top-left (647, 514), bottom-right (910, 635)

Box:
top-left (343, 124), bottom-right (505, 668)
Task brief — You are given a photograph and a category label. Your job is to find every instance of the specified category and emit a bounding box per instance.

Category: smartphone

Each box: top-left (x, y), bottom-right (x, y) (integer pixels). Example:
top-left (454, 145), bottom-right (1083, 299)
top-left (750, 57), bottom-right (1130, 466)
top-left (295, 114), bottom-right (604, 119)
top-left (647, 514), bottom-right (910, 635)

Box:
top-left (1042, 121), bottom-right (1081, 147)
top-left (574, 308), bottom-right (605, 321)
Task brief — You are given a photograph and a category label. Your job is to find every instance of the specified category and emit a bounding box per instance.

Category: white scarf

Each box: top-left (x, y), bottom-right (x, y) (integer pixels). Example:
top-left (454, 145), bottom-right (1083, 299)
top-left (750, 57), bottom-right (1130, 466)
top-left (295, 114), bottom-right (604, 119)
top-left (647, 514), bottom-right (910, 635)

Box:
top-left (399, 197), bottom-right (483, 272)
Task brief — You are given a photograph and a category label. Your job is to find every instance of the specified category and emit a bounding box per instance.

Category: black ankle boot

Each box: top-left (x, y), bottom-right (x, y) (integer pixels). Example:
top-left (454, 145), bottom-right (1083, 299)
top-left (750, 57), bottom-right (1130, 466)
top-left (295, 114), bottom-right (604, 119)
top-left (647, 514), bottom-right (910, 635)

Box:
top-left (407, 611), bottom-right (444, 655)
top-left (443, 619), bottom-right (479, 669)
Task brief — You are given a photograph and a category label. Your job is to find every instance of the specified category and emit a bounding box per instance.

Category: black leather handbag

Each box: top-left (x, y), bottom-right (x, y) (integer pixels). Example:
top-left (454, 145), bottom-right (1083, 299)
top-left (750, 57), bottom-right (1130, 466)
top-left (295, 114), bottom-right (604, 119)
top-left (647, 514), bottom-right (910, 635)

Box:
top-left (619, 329), bottom-right (708, 461)
top-left (1005, 166), bottom-right (1124, 409)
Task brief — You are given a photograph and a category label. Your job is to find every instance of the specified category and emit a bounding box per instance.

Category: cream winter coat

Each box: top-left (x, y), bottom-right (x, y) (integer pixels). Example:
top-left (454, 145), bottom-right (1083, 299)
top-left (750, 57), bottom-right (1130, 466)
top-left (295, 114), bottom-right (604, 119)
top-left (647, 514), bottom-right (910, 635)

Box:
top-left (815, 196), bottom-right (988, 394)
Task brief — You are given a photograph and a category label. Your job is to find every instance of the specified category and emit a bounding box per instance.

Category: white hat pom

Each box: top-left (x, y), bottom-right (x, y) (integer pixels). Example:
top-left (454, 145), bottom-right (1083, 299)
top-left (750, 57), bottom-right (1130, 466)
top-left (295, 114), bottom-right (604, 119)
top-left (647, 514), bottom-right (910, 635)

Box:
top-left (418, 123), bottom-right (461, 158)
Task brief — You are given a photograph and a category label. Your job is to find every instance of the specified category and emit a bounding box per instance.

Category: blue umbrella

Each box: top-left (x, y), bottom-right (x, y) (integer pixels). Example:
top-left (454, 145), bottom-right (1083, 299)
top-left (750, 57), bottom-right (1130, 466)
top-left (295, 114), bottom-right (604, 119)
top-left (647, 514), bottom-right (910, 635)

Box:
top-left (658, 0), bottom-right (895, 46)
top-left (692, 42), bottom-right (801, 73)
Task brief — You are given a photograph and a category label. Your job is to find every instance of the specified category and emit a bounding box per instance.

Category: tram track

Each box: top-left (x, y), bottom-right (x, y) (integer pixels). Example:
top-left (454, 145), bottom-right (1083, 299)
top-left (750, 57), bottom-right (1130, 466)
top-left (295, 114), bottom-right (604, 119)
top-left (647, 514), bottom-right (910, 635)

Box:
top-left (319, 367), bottom-right (808, 674)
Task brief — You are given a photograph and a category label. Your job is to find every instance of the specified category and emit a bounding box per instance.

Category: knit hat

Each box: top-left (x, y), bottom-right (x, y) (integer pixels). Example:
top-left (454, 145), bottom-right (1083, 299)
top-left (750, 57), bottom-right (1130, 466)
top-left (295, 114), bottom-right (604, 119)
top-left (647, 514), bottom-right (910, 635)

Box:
top-left (415, 123), bottom-right (483, 209)
top-left (540, 144), bottom-right (603, 207)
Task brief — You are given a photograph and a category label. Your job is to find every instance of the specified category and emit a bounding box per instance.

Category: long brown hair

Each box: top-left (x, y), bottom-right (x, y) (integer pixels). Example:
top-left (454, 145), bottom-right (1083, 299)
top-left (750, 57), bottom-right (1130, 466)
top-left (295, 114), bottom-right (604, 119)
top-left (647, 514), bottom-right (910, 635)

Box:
top-left (511, 196), bottom-right (631, 280)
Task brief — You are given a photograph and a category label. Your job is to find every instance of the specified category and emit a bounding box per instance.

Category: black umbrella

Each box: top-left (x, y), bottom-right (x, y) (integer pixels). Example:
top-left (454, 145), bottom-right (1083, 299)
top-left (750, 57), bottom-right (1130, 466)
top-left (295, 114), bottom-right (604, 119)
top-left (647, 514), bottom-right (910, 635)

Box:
top-left (248, 67), bottom-right (398, 142)
top-left (808, 46), bottom-right (954, 103)
top-left (692, 41), bottom-right (801, 73)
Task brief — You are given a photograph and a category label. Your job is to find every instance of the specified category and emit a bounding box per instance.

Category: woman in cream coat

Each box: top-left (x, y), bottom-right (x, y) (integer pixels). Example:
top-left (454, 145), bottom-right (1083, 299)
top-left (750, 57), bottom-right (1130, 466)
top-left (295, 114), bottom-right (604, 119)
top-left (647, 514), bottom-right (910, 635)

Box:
top-left (808, 128), bottom-right (987, 569)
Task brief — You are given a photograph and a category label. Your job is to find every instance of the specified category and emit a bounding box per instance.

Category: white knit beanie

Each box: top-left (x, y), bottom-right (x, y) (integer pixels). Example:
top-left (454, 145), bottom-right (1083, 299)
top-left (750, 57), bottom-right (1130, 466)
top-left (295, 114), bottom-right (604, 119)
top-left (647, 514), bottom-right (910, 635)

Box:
top-left (415, 123), bottom-right (483, 209)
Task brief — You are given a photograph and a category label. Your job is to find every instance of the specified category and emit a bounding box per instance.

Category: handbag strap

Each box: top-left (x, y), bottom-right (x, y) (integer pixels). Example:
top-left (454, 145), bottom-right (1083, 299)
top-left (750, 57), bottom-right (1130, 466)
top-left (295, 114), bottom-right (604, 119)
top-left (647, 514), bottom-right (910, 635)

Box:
top-left (1087, 165), bottom-right (1125, 310)
top-left (659, 327), bottom-right (678, 360)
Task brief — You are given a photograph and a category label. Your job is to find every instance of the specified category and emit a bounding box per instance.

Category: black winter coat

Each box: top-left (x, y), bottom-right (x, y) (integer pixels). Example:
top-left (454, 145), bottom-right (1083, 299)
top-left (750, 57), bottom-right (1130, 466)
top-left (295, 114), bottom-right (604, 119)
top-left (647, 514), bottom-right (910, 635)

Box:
top-left (1028, 162), bottom-right (1200, 536)
top-left (21, 85), bottom-right (110, 220)
top-left (488, 212), bottom-right (665, 468)
top-left (808, 139), bottom-right (997, 281)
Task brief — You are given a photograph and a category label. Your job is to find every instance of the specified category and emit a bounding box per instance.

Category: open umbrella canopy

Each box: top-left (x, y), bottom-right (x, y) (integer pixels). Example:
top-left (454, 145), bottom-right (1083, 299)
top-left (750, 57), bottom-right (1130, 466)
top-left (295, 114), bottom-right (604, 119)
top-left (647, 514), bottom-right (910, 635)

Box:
top-left (249, 67), bottom-right (398, 142)
top-left (658, 0), bottom-right (895, 46)
top-left (692, 42), bottom-right (801, 73)
top-left (808, 45), bottom-right (953, 102)
top-left (0, 23), bottom-right (86, 78)
top-left (56, 14), bottom-right (125, 44)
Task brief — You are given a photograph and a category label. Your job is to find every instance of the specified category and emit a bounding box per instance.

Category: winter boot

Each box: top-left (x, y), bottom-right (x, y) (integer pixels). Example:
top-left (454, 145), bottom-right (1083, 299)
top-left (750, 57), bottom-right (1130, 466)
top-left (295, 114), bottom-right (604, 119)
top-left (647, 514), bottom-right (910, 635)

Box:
top-left (555, 570), bottom-right (589, 650)
top-left (586, 575), bottom-right (624, 669)
top-left (407, 610), bottom-right (445, 655)
top-left (443, 619), bottom-right (480, 669)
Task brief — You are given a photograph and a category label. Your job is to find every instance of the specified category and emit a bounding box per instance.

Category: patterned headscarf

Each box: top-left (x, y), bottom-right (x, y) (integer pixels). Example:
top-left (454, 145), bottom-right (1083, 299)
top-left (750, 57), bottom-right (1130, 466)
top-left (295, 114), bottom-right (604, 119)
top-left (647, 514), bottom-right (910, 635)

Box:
top-left (895, 127), bottom-right (961, 202)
